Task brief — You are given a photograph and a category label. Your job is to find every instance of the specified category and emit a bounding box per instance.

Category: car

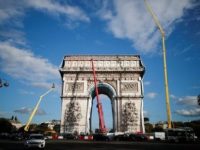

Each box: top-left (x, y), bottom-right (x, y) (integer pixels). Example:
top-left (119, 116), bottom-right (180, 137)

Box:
top-left (93, 134), bottom-right (110, 141)
top-left (129, 134), bottom-right (148, 141)
top-left (114, 133), bottom-right (148, 141)
top-left (62, 133), bottom-right (77, 140)
top-left (24, 134), bottom-right (45, 149)
top-left (114, 134), bottom-right (130, 141)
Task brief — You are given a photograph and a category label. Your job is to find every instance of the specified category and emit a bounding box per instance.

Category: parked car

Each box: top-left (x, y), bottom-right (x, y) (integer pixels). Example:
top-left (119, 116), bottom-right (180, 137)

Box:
top-left (62, 133), bottom-right (77, 140)
top-left (113, 134), bottom-right (130, 141)
top-left (24, 134), bottom-right (45, 149)
top-left (129, 134), bottom-right (148, 141)
top-left (114, 133), bottom-right (148, 141)
top-left (10, 133), bottom-right (23, 141)
top-left (93, 134), bottom-right (110, 141)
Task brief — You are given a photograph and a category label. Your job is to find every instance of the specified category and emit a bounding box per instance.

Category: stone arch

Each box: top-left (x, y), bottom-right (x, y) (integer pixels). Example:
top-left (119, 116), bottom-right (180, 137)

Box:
top-left (88, 82), bottom-right (117, 99)
top-left (87, 82), bottom-right (117, 132)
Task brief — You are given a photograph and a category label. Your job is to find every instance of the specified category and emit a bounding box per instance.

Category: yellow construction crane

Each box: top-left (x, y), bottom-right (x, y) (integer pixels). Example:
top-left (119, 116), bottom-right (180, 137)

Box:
top-left (24, 83), bottom-right (55, 132)
top-left (144, 0), bottom-right (172, 128)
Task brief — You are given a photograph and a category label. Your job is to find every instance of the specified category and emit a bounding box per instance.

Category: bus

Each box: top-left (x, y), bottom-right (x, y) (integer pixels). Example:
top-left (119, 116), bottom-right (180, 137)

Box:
top-left (165, 127), bottom-right (196, 143)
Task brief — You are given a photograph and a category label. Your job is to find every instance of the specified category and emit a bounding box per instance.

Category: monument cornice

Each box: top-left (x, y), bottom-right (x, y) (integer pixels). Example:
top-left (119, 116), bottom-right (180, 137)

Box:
top-left (59, 69), bottom-right (145, 73)
top-left (63, 55), bottom-right (141, 61)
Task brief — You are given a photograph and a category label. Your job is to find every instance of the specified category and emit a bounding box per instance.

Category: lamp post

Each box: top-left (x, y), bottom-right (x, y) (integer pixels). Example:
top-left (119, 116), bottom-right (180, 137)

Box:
top-left (0, 79), bottom-right (9, 88)
top-left (24, 83), bottom-right (55, 132)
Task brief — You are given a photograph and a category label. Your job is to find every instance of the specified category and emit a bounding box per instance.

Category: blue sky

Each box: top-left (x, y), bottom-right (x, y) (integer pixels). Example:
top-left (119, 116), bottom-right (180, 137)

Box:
top-left (0, 0), bottom-right (200, 129)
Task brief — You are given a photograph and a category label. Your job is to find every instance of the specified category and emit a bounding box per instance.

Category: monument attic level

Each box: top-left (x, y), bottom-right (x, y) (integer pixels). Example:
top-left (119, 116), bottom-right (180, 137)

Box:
top-left (59, 55), bottom-right (145, 134)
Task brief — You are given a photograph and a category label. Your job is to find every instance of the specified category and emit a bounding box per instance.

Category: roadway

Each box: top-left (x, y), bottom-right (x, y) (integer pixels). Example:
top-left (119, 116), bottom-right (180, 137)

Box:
top-left (0, 140), bottom-right (200, 150)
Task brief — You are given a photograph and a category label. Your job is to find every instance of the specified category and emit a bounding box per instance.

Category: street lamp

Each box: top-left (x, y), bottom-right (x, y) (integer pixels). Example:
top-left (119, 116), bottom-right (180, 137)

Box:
top-left (0, 79), bottom-right (9, 88)
top-left (24, 83), bottom-right (55, 132)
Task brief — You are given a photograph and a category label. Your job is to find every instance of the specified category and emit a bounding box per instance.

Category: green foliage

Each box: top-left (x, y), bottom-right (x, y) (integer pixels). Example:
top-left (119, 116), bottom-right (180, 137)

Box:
top-left (35, 123), bottom-right (51, 133)
top-left (144, 117), bottom-right (149, 122)
top-left (0, 118), bottom-right (16, 133)
top-left (172, 121), bottom-right (184, 128)
top-left (152, 126), bottom-right (164, 132)
top-left (53, 124), bottom-right (60, 133)
top-left (145, 123), bottom-right (153, 133)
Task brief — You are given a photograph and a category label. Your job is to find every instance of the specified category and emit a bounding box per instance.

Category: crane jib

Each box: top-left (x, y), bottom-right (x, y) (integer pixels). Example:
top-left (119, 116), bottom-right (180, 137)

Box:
top-left (91, 59), bottom-right (107, 133)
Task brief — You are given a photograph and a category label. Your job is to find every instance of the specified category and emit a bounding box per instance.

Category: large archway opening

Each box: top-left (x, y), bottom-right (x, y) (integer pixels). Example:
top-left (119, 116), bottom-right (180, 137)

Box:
top-left (91, 94), bottom-right (113, 132)
top-left (89, 83), bottom-right (116, 133)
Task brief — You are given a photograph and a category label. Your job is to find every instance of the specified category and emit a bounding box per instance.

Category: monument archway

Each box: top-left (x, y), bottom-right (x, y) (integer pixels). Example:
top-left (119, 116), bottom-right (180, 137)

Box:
top-left (89, 82), bottom-right (116, 132)
top-left (60, 55), bottom-right (145, 134)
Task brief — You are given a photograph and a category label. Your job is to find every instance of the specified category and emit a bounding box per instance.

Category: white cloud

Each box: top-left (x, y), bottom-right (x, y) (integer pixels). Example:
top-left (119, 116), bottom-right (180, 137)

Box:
top-left (0, 1), bottom-right (85, 89)
top-left (14, 107), bottom-right (47, 116)
top-left (172, 95), bottom-right (200, 117)
top-left (100, 0), bottom-right (194, 53)
top-left (146, 92), bottom-right (157, 99)
top-left (171, 95), bottom-right (198, 106)
top-left (170, 94), bottom-right (177, 100)
top-left (0, 29), bottom-right (26, 46)
top-left (0, 0), bottom-right (25, 25)
top-left (0, 0), bottom-right (89, 42)
top-left (0, 42), bottom-right (59, 89)
top-left (18, 89), bottom-right (35, 95)
top-left (175, 108), bottom-right (200, 117)
top-left (177, 96), bottom-right (198, 106)
top-left (0, 0), bottom-right (89, 24)
top-left (26, 0), bottom-right (90, 22)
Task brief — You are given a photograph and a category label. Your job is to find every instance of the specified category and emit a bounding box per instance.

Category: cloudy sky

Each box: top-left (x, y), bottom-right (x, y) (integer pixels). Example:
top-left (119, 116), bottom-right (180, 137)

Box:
top-left (0, 0), bottom-right (200, 129)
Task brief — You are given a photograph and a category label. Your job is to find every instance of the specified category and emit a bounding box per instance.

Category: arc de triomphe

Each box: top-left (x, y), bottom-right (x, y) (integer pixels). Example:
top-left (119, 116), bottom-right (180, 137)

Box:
top-left (60, 55), bottom-right (145, 134)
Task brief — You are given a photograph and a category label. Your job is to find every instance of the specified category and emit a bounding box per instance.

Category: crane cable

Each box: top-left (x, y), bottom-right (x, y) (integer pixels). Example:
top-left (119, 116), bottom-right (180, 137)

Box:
top-left (144, 0), bottom-right (172, 128)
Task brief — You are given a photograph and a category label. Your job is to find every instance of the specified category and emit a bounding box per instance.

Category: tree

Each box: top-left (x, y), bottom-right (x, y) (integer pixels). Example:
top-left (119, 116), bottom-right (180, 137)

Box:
top-left (14, 116), bottom-right (18, 122)
top-left (144, 117), bottom-right (149, 122)
top-left (172, 121), bottom-right (184, 128)
top-left (11, 116), bottom-right (14, 120)
top-left (145, 123), bottom-right (153, 133)
top-left (0, 118), bottom-right (16, 133)
top-left (53, 124), bottom-right (60, 133)
top-left (152, 126), bottom-right (164, 132)
top-left (36, 123), bottom-right (52, 133)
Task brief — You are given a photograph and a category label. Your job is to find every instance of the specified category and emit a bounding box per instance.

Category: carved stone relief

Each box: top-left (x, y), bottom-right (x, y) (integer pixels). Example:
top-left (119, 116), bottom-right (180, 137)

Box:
top-left (64, 60), bottom-right (140, 69)
top-left (66, 82), bottom-right (84, 93)
top-left (64, 101), bottom-right (82, 132)
top-left (121, 101), bottom-right (138, 131)
top-left (121, 82), bottom-right (138, 93)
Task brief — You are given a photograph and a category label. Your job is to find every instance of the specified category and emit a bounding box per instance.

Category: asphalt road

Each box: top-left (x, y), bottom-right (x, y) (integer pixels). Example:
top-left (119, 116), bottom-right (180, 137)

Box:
top-left (0, 140), bottom-right (200, 150)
